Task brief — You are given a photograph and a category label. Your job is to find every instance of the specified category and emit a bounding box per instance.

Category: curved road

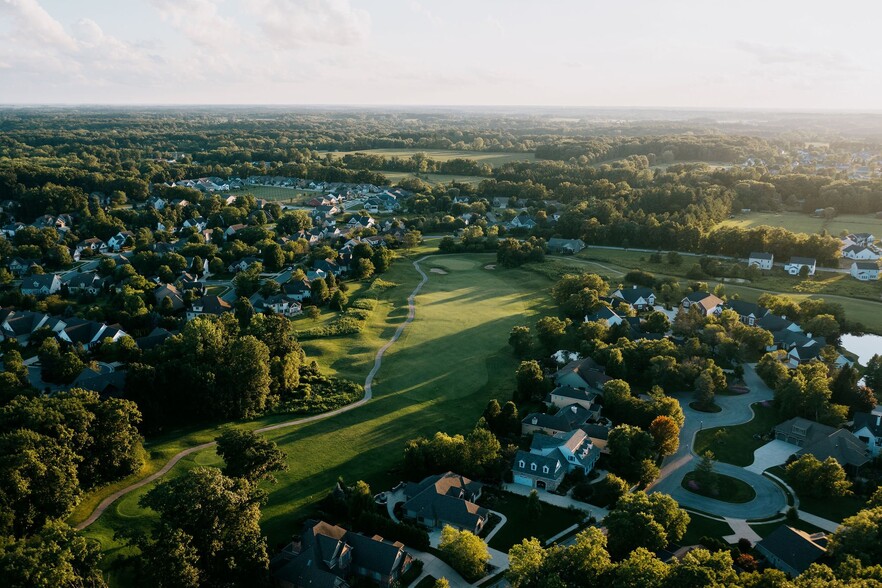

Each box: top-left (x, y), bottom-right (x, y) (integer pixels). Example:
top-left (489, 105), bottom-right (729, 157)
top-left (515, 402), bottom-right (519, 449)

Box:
top-left (648, 364), bottom-right (788, 519)
top-left (76, 256), bottom-right (432, 531)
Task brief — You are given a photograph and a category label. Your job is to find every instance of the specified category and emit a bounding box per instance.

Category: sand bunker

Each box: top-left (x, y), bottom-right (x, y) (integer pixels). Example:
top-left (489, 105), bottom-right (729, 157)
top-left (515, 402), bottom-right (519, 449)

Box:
top-left (430, 268), bottom-right (448, 274)
top-left (484, 264), bottom-right (496, 270)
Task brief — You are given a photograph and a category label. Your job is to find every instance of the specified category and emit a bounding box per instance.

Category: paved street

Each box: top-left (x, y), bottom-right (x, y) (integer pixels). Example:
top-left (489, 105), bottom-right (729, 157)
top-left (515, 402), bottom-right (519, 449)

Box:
top-left (649, 364), bottom-right (788, 519)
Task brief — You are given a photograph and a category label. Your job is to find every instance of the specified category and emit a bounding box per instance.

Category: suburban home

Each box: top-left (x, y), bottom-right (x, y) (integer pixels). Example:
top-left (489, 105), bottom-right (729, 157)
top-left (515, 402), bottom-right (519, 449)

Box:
top-left (154, 284), bottom-right (185, 311)
top-left (271, 519), bottom-right (413, 588)
top-left (611, 285), bottom-right (656, 310)
top-left (224, 224), bottom-right (247, 240)
top-left (785, 339), bottom-right (827, 367)
top-left (1, 222), bottom-right (24, 238)
top-left (755, 526), bottom-right (828, 577)
top-left (314, 258), bottom-right (343, 276)
top-left (135, 327), bottom-right (173, 351)
top-left (71, 367), bottom-right (127, 397)
top-left (0, 309), bottom-right (51, 344)
top-left (850, 261), bottom-right (879, 281)
top-left (784, 257), bottom-right (816, 276)
top-left (283, 279), bottom-right (312, 302)
top-left (773, 417), bottom-right (870, 472)
top-left (509, 212), bottom-right (537, 229)
top-left (106, 231), bottom-right (134, 252)
top-left (346, 215), bottom-right (374, 229)
top-left (21, 274), bottom-right (62, 297)
top-left (584, 305), bottom-right (624, 326)
top-left (76, 237), bottom-right (107, 257)
top-left (853, 408), bottom-right (882, 457)
top-left (491, 197), bottom-right (509, 209)
top-left (544, 385), bottom-right (601, 412)
top-left (57, 318), bottom-right (126, 349)
top-left (402, 472), bottom-right (488, 534)
top-left (248, 293), bottom-right (302, 317)
top-left (841, 244), bottom-right (880, 260)
top-left (680, 292), bottom-right (724, 316)
top-left (725, 299), bottom-right (769, 326)
top-left (7, 257), bottom-right (37, 276)
top-left (187, 295), bottom-right (233, 321)
top-left (64, 271), bottom-right (106, 295)
top-left (848, 232), bottom-right (875, 247)
top-left (553, 357), bottom-right (611, 392)
top-left (748, 252), bottom-right (774, 270)
top-left (547, 238), bottom-right (586, 255)
top-left (228, 256), bottom-right (261, 273)
top-left (512, 428), bottom-right (601, 492)
top-left (148, 196), bottom-right (167, 210)
top-left (521, 402), bottom-right (601, 436)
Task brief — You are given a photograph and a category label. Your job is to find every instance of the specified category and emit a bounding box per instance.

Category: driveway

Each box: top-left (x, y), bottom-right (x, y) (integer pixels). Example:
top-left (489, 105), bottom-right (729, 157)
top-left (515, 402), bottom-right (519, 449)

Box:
top-left (746, 440), bottom-right (799, 474)
top-left (649, 364), bottom-right (788, 519)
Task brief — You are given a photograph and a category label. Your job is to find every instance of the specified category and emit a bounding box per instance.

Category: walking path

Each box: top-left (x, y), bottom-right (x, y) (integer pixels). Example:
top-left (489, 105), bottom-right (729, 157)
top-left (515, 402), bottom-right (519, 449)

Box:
top-left (797, 510), bottom-right (841, 533)
top-left (76, 256), bottom-right (432, 531)
top-left (502, 482), bottom-right (610, 521)
top-left (723, 517), bottom-right (762, 544)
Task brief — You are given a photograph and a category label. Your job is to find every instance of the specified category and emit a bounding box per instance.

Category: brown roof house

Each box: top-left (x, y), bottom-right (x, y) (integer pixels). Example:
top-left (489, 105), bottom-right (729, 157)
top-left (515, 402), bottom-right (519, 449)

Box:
top-left (271, 519), bottom-right (413, 588)
top-left (402, 472), bottom-right (488, 534)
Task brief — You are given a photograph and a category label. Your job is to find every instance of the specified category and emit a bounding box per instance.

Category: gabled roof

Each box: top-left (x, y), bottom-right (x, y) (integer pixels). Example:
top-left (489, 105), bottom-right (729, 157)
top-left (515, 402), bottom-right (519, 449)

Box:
top-left (546, 385), bottom-right (598, 405)
top-left (775, 417), bottom-right (869, 468)
top-left (756, 526), bottom-right (827, 574)
top-left (512, 449), bottom-right (564, 480)
top-left (852, 261), bottom-right (879, 271)
top-left (402, 472), bottom-right (487, 530)
top-left (788, 256), bottom-right (816, 265)
top-left (749, 251), bottom-right (774, 260)
top-left (853, 409), bottom-right (882, 437)
top-left (726, 299), bottom-right (768, 319)
top-left (613, 286), bottom-right (655, 304)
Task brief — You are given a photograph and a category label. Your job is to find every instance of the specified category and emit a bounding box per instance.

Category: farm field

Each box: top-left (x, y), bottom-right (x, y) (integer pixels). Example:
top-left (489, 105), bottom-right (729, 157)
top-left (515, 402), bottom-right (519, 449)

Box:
top-left (82, 253), bottom-right (557, 581)
top-left (318, 148), bottom-right (536, 167)
top-left (717, 211), bottom-right (882, 236)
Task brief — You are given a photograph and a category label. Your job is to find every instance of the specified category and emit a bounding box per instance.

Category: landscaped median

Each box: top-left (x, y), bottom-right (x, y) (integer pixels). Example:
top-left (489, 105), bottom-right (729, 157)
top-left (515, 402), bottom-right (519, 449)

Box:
top-left (693, 402), bottom-right (778, 466)
top-left (681, 471), bottom-right (757, 503)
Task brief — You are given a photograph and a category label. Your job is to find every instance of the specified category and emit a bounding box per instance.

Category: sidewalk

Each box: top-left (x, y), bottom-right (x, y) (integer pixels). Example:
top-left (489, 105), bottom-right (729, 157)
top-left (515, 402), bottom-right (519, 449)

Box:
top-left (409, 549), bottom-right (470, 588)
top-left (502, 483), bottom-right (609, 521)
top-left (797, 510), bottom-right (841, 533)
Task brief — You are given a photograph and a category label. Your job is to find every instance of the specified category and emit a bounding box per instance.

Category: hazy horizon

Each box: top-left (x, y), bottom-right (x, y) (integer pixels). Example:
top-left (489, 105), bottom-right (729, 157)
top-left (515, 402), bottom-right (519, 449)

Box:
top-left (2, 0), bottom-right (881, 110)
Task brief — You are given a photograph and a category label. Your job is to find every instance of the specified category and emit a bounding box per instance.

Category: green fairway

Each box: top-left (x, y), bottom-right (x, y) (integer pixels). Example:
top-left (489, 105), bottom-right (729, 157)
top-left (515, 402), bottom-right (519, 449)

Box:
top-left (318, 148), bottom-right (535, 167)
top-left (717, 211), bottom-right (882, 237)
top-left (694, 403), bottom-right (778, 467)
top-left (83, 253), bottom-right (557, 576)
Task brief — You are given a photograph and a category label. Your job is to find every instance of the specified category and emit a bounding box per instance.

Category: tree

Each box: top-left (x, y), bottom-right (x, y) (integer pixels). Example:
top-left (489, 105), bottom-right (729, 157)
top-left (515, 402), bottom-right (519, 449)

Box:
top-left (785, 454), bottom-right (852, 499)
top-left (527, 489), bottom-right (542, 521)
top-left (604, 491), bottom-right (690, 560)
top-left (648, 415), bottom-right (680, 457)
top-left (235, 296), bottom-right (255, 328)
top-left (306, 306), bottom-right (321, 321)
top-left (134, 467), bottom-right (269, 587)
top-left (507, 538), bottom-right (545, 588)
top-left (612, 547), bottom-right (669, 588)
top-left (310, 278), bottom-right (330, 305)
top-left (433, 579), bottom-right (450, 588)
top-left (215, 429), bottom-right (288, 483)
top-left (607, 425), bottom-right (656, 484)
top-left (644, 311), bottom-right (670, 334)
top-left (694, 370), bottom-right (716, 410)
top-left (371, 247), bottom-right (393, 273)
top-left (403, 230), bottom-right (422, 250)
top-left (508, 325), bottom-right (532, 357)
top-left (830, 506), bottom-right (882, 565)
top-left (499, 401), bottom-right (520, 437)
top-left (535, 316), bottom-right (570, 351)
top-left (329, 289), bottom-right (348, 311)
top-left (438, 525), bottom-right (490, 581)
top-left (354, 258), bottom-right (375, 280)
top-left (219, 336), bottom-right (271, 419)
top-left (693, 451), bottom-right (718, 496)
top-left (515, 360), bottom-right (545, 403)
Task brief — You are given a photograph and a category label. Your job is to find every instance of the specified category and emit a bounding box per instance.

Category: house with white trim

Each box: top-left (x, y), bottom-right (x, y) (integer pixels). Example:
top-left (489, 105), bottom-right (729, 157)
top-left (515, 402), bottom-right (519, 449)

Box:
top-left (748, 252), bottom-right (774, 270)
top-left (851, 261), bottom-right (880, 281)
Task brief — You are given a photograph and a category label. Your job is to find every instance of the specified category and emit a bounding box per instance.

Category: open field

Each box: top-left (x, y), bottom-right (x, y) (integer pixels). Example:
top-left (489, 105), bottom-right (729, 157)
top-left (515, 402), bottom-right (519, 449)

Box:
top-left (318, 148), bottom-right (536, 167)
top-left (379, 170), bottom-right (486, 186)
top-left (238, 184), bottom-right (317, 203)
top-left (82, 252), bottom-right (557, 580)
top-left (717, 211), bottom-right (882, 236)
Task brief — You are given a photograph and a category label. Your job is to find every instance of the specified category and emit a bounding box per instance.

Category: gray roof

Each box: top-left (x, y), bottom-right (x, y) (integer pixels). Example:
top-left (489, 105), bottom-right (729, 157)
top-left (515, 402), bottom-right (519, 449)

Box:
top-left (512, 450), bottom-right (564, 481)
top-left (613, 286), bottom-right (655, 305)
top-left (725, 299), bottom-right (768, 319)
top-left (776, 417), bottom-right (869, 468)
top-left (756, 526), bottom-right (827, 574)
top-left (545, 385), bottom-right (598, 405)
top-left (853, 409), bottom-right (882, 437)
top-left (788, 256), bottom-right (816, 265)
top-left (403, 472), bottom-right (487, 531)
top-left (852, 261), bottom-right (879, 270)
top-left (749, 252), bottom-right (774, 260)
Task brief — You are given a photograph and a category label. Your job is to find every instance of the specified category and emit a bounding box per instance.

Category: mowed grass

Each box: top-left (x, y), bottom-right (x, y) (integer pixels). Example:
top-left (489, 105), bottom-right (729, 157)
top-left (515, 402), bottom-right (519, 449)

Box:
top-left (379, 170), bottom-right (486, 186)
top-left (681, 472), bottom-right (757, 504)
top-left (680, 514), bottom-right (734, 545)
top-left (83, 253), bottom-right (557, 577)
top-left (480, 489), bottom-right (584, 551)
top-left (318, 148), bottom-right (536, 167)
top-left (717, 211), bottom-right (882, 237)
top-left (239, 184), bottom-right (317, 203)
top-left (693, 403), bottom-right (778, 467)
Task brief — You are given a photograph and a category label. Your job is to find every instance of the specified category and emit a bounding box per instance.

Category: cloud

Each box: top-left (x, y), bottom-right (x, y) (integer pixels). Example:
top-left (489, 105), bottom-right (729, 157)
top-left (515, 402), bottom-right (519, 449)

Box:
top-left (735, 40), bottom-right (862, 73)
top-left (148, 0), bottom-right (242, 49)
top-left (0, 0), bottom-right (77, 49)
top-left (252, 0), bottom-right (371, 48)
top-left (408, 1), bottom-right (442, 26)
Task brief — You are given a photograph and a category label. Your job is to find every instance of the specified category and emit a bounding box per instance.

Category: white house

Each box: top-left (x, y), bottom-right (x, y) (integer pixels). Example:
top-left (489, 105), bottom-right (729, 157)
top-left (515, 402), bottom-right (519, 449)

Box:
top-left (584, 306), bottom-right (624, 326)
top-left (851, 261), bottom-right (880, 281)
top-left (21, 274), bottom-right (62, 297)
top-left (853, 408), bottom-right (882, 457)
top-left (106, 231), bottom-right (134, 252)
top-left (512, 429), bottom-right (601, 492)
top-left (784, 257), bottom-right (816, 276)
top-left (842, 244), bottom-right (881, 260)
top-left (611, 285), bottom-right (656, 310)
top-left (748, 251), bottom-right (774, 270)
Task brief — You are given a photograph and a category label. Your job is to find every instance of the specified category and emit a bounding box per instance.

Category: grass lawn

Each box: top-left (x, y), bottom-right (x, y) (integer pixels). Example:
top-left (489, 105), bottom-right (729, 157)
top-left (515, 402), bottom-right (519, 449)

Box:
top-left (318, 148), bottom-right (536, 167)
top-left (681, 472), bottom-right (757, 503)
top-left (83, 253), bottom-right (558, 582)
top-left (797, 495), bottom-right (866, 523)
top-left (479, 489), bottom-right (584, 552)
top-left (378, 170), bottom-right (486, 186)
top-left (694, 403), bottom-right (778, 467)
top-left (680, 513), bottom-right (734, 545)
top-left (238, 184), bottom-right (316, 203)
top-left (717, 211), bottom-right (882, 237)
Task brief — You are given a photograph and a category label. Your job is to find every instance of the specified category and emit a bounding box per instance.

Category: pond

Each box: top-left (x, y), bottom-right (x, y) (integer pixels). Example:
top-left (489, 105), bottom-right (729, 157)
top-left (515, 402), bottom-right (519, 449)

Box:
top-left (840, 333), bottom-right (882, 366)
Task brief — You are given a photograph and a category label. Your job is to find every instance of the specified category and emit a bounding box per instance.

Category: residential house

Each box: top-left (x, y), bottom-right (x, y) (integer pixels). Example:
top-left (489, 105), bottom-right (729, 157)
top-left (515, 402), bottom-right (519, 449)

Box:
top-left (611, 285), bottom-right (656, 311)
top-left (544, 385), bottom-right (601, 412)
top-left (513, 428), bottom-right (601, 491)
top-left (553, 357), bottom-right (611, 392)
top-left (841, 244), bottom-right (880, 260)
top-left (584, 305), bottom-right (624, 326)
top-left (748, 252), bottom-right (774, 270)
top-left (106, 231), bottom-right (134, 252)
top-left (64, 271), bottom-right (105, 295)
top-left (248, 293), bottom-right (302, 317)
top-left (75, 237), bottom-right (107, 258)
top-left (850, 261), bottom-right (879, 281)
top-left (784, 257), bottom-right (816, 276)
top-left (491, 197), bottom-right (509, 209)
top-left (547, 238), bottom-right (586, 255)
top-left (521, 403), bottom-right (601, 436)
top-left (402, 472), bottom-right (488, 534)
top-left (57, 318), bottom-right (126, 349)
top-left (0, 309), bottom-right (50, 345)
top-left (1, 222), bottom-right (24, 238)
top-left (7, 257), bottom-right (37, 276)
top-left (346, 215), bottom-right (375, 230)
top-left (135, 327), bottom-right (173, 351)
top-left (773, 417), bottom-right (870, 472)
top-left (848, 232), bottom-right (875, 247)
top-left (853, 408), bottom-right (882, 457)
top-left (283, 279), bottom-right (312, 302)
top-left (21, 274), bottom-right (62, 297)
top-left (154, 284), bottom-right (185, 311)
top-left (725, 300), bottom-right (769, 326)
top-left (148, 196), bottom-right (167, 210)
top-left (755, 526), bottom-right (828, 577)
top-left (509, 212), bottom-right (537, 229)
top-left (314, 258), bottom-right (342, 276)
top-left (182, 217), bottom-right (207, 231)
top-left (680, 292), bottom-right (724, 316)
top-left (224, 224), bottom-right (247, 240)
top-left (71, 367), bottom-right (127, 397)
top-left (228, 256), bottom-right (261, 273)
top-left (187, 295), bottom-right (233, 321)
top-left (271, 519), bottom-right (413, 588)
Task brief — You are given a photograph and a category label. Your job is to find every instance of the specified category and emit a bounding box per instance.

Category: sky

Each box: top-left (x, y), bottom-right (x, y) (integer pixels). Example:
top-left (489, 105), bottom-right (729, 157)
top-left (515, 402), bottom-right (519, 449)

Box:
top-left (0, 0), bottom-right (880, 110)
